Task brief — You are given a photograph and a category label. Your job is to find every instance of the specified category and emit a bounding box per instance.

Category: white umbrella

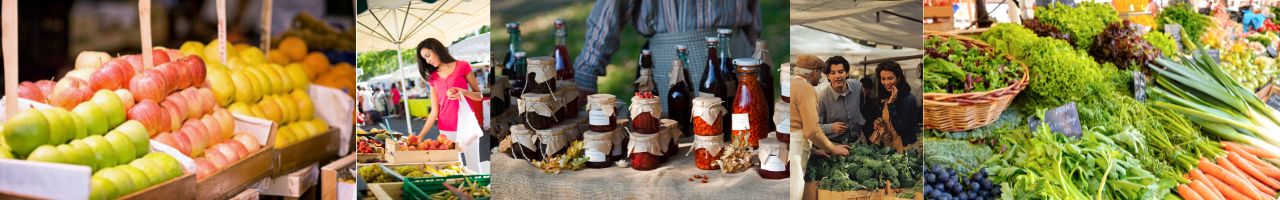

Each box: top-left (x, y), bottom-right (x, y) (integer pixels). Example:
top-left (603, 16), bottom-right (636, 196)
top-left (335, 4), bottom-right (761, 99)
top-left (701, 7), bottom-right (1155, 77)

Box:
top-left (357, 0), bottom-right (490, 134)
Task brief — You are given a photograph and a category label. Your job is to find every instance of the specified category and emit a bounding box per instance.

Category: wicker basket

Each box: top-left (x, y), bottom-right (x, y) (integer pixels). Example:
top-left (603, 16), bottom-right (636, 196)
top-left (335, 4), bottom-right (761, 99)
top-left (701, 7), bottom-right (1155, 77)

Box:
top-left (922, 33), bottom-right (1030, 132)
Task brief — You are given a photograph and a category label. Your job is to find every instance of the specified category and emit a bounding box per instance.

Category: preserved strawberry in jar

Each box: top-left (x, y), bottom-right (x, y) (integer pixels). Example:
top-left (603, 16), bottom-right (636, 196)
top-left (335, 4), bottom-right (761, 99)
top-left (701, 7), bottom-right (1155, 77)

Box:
top-left (629, 95), bottom-right (662, 134)
top-left (628, 131), bottom-right (663, 171)
top-left (731, 58), bottom-right (774, 148)
top-left (690, 134), bottom-right (724, 170)
top-left (691, 97), bottom-right (726, 136)
top-left (586, 94), bottom-right (619, 132)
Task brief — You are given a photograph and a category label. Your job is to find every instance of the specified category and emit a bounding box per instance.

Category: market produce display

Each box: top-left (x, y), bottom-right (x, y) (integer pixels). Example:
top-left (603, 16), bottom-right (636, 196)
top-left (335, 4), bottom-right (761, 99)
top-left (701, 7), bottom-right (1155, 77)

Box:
top-left (89, 153), bottom-right (184, 200)
top-left (922, 165), bottom-right (1001, 200)
top-left (1148, 48), bottom-right (1280, 154)
top-left (1090, 20), bottom-right (1160, 69)
top-left (807, 143), bottom-right (920, 191)
top-left (979, 23), bottom-right (1110, 110)
top-left (1218, 40), bottom-right (1278, 90)
top-left (429, 178), bottom-right (491, 200)
top-left (399, 135), bottom-right (455, 151)
top-left (1034, 2), bottom-right (1121, 49)
top-left (923, 36), bottom-right (1022, 93)
top-left (1158, 4), bottom-right (1212, 45)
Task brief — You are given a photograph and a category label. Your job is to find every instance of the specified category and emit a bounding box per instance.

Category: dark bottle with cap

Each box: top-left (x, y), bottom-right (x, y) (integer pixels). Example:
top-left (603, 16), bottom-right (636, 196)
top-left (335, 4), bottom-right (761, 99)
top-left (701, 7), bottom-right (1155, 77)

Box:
top-left (504, 23), bottom-right (525, 92)
top-left (553, 19), bottom-right (574, 81)
top-left (668, 46), bottom-right (694, 135)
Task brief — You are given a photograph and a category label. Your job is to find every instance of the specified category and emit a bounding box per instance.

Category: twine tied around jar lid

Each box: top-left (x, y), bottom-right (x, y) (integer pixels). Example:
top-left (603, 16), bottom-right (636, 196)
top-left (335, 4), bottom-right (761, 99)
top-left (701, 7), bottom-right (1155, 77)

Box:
top-left (773, 101), bottom-right (790, 134)
top-left (586, 94), bottom-right (617, 117)
top-left (756, 139), bottom-right (788, 168)
top-left (583, 131), bottom-right (614, 162)
top-left (629, 96), bottom-right (663, 120)
top-left (510, 125), bottom-right (539, 160)
top-left (688, 134), bottom-right (725, 156)
top-left (536, 127), bottom-right (569, 158)
top-left (519, 93), bottom-right (559, 119)
top-left (692, 97), bottom-right (726, 125)
top-left (627, 131), bottom-right (664, 156)
top-left (526, 56), bottom-right (556, 83)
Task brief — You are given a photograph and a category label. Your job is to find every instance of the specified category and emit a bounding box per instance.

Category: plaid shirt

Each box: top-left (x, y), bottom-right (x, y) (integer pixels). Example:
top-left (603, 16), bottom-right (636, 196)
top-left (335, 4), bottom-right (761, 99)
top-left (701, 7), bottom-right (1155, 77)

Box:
top-left (574, 0), bottom-right (762, 92)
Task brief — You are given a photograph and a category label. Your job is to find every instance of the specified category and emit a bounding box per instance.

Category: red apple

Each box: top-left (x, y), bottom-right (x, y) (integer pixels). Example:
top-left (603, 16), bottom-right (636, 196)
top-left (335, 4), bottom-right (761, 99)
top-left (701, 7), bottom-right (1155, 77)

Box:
top-left (197, 88), bottom-right (216, 115)
top-left (180, 88), bottom-right (203, 118)
top-left (151, 49), bottom-right (171, 66)
top-left (17, 81), bottom-right (45, 102)
top-left (171, 131), bottom-right (193, 156)
top-left (91, 58), bottom-right (135, 91)
top-left (127, 99), bottom-right (170, 135)
top-left (183, 120), bottom-right (211, 144)
top-left (194, 158), bottom-right (215, 179)
top-left (200, 116), bottom-right (223, 142)
top-left (206, 149), bottom-right (228, 169)
top-left (164, 49), bottom-right (183, 62)
top-left (129, 70), bottom-right (169, 103)
top-left (153, 132), bottom-right (178, 147)
top-left (214, 143), bottom-right (240, 162)
top-left (155, 63), bottom-right (186, 91)
top-left (225, 140), bottom-right (250, 158)
top-left (163, 101), bottom-right (184, 132)
top-left (47, 77), bottom-right (94, 109)
top-left (179, 56), bottom-right (207, 87)
top-left (34, 80), bottom-right (55, 96)
top-left (180, 127), bottom-right (207, 157)
top-left (114, 89), bottom-right (135, 111)
top-left (213, 109), bottom-right (236, 137)
top-left (234, 134), bottom-right (260, 152)
top-left (122, 55), bottom-right (143, 74)
top-left (166, 91), bottom-right (197, 120)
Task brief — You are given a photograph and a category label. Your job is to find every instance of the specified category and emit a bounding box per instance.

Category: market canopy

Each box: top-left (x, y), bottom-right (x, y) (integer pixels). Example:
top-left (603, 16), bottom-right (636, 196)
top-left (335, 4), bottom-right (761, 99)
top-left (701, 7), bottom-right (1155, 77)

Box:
top-left (356, 0), bottom-right (491, 52)
top-left (449, 32), bottom-right (490, 63)
top-left (791, 0), bottom-right (923, 49)
top-left (790, 25), bottom-right (922, 57)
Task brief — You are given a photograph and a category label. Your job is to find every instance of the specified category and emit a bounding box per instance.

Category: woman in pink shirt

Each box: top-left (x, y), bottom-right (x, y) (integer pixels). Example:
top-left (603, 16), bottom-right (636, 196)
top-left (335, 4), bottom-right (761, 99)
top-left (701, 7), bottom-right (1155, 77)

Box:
top-left (414, 38), bottom-right (482, 141)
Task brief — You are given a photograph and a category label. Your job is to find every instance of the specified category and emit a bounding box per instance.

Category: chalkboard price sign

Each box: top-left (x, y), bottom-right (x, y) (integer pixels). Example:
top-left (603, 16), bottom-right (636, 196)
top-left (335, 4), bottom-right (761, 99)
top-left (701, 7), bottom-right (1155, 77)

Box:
top-left (1028, 102), bottom-right (1083, 138)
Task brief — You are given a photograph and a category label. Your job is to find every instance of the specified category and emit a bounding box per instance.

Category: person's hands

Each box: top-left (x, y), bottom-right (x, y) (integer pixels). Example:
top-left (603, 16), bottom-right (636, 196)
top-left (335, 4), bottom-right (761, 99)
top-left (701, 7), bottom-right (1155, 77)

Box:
top-left (447, 88), bottom-right (463, 100)
top-left (832, 122), bottom-right (848, 135)
top-left (829, 144), bottom-right (851, 156)
top-left (813, 148), bottom-right (830, 158)
top-left (885, 85), bottom-right (898, 103)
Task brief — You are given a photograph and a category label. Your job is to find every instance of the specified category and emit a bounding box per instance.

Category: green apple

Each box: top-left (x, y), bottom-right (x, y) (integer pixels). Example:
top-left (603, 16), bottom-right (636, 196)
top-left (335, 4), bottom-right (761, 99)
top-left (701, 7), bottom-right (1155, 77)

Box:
top-left (90, 176), bottom-right (118, 200)
top-left (25, 145), bottom-right (65, 164)
top-left (69, 140), bottom-right (99, 171)
top-left (69, 110), bottom-right (88, 140)
top-left (4, 109), bottom-right (50, 157)
top-left (73, 104), bottom-right (109, 136)
top-left (0, 148), bottom-right (12, 159)
top-left (207, 68), bottom-right (236, 106)
top-left (230, 70), bottom-right (257, 104)
top-left (55, 144), bottom-right (90, 168)
top-left (94, 167), bottom-right (136, 196)
top-left (117, 165), bottom-right (153, 189)
top-left (114, 120), bottom-right (150, 157)
top-left (39, 108), bottom-right (69, 146)
top-left (104, 132), bottom-right (136, 165)
top-left (129, 157), bottom-right (169, 182)
top-left (291, 90), bottom-right (314, 120)
top-left (285, 64), bottom-right (310, 91)
top-left (90, 90), bottom-right (127, 127)
top-left (83, 135), bottom-right (119, 169)
top-left (144, 153), bottom-right (183, 179)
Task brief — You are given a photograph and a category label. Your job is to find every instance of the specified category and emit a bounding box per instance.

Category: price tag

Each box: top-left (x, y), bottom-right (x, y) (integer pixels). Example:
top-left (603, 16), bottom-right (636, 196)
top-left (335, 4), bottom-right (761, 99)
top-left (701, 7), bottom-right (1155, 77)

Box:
top-left (777, 116), bottom-right (790, 133)
top-left (731, 113), bottom-right (750, 130)
top-left (586, 150), bottom-right (606, 162)
top-left (1133, 71), bottom-right (1146, 102)
top-left (1027, 102), bottom-right (1082, 138)
top-left (3, 0), bottom-right (16, 118)
top-left (781, 81), bottom-right (791, 98)
top-left (1266, 94), bottom-right (1280, 113)
top-left (762, 156), bottom-right (786, 171)
top-left (216, 0), bottom-right (228, 65)
top-left (1165, 24), bottom-right (1183, 50)
top-left (588, 110), bottom-right (609, 126)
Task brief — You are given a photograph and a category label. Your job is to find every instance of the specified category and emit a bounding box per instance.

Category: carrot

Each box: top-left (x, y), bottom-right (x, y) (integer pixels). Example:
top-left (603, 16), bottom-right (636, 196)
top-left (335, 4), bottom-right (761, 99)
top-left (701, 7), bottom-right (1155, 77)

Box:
top-left (1179, 184), bottom-right (1205, 200)
top-left (1207, 175), bottom-right (1252, 200)
top-left (1231, 152), bottom-right (1280, 190)
top-left (1227, 144), bottom-right (1280, 179)
top-left (1219, 156), bottom-right (1271, 199)
top-left (1203, 158), bottom-right (1266, 200)
top-left (1192, 180), bottom-right (1225, 200)
top-left (1230, 142), bottom-right (1280, 159)
top-left (1193, 169), bottom-right (1224, 198)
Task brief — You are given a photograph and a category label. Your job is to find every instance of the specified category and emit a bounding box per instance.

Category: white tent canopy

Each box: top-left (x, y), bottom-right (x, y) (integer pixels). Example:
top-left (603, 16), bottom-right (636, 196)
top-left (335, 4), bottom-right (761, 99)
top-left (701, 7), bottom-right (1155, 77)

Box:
top-left (449, 32), bottom-right (491, 63)
top-left (790, 25), bottom-right (921, 57)
top-left (357, 0), bottom-right (491, 52)
top-left (791, 0), bottom-right (923, 49)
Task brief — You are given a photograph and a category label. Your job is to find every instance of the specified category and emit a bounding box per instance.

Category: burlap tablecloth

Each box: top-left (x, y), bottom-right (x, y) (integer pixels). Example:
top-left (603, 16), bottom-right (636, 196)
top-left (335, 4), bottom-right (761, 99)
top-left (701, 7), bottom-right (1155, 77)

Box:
top-left (492, 137), bottom-right (790, 199)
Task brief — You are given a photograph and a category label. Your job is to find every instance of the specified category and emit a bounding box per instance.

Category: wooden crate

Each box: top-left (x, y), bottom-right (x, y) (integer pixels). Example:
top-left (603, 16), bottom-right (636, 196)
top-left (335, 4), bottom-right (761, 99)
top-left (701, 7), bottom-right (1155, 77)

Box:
top-left (925, 20), bottom-right (954, 32)
top-left (817, 189), bottom-right (922, 200)
top-left (197, 147), bottom-right (276, 200)
top-left (367, 183), bottom-right (403, 200)
top-left (924, 5), bottom-right (953, 18)
top-left (322, 154), bottom-right (357, 200)
top-left (275, 127), bottom-right (342, 176)
top-left (357, 153), bottom-right (384, 163)
top-left (228, 189), bottom-right (259, 200)
top-left (261, 164), bottom-right (319, 197)
top-left (120, 173), bottom-right (196, 200)
top-left (385, 138), bottom-right (460, 164)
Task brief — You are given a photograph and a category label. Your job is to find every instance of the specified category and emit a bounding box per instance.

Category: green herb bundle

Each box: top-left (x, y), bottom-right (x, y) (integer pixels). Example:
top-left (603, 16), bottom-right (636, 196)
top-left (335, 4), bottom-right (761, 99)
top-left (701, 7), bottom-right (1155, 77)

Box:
top-left (923, 36), bottom-right (1022, 93)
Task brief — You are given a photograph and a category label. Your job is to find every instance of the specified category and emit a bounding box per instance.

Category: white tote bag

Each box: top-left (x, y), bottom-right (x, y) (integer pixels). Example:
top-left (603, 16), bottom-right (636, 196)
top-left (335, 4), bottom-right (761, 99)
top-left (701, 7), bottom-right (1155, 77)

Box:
top-left (455, 98), bottom-right (484, 172)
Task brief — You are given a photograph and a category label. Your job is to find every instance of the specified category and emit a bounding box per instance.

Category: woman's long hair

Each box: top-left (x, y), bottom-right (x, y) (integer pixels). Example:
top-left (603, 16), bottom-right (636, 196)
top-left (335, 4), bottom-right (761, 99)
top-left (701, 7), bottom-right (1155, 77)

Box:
top-left (874, 61), bottom-right (911, 102)
top-left (416, 38), bottom-right (456, 82)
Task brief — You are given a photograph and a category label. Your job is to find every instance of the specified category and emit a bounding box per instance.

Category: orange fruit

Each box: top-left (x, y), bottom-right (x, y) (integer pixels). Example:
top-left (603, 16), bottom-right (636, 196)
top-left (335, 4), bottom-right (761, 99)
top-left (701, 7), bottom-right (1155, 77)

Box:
top-left (277, 37), bottom-right (308, 62)
top-left (267, 49), bottom-right (291, 64)
top-left (301, 52), bottom-right (330, 80)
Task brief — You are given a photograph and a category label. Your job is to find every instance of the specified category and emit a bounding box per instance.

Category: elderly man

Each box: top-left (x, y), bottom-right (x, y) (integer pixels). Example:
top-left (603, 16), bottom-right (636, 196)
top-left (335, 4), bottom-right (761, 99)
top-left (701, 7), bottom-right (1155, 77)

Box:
top-left (791, 55), bottom-right (849, 200)
top-left (818, 56), bottom-right (865, 143)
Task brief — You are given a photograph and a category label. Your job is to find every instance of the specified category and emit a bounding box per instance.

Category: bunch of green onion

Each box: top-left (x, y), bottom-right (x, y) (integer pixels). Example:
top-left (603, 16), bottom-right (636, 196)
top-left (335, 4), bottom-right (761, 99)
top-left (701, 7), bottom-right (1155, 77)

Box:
top-left (1147, 45), bottom-right (1280, 154)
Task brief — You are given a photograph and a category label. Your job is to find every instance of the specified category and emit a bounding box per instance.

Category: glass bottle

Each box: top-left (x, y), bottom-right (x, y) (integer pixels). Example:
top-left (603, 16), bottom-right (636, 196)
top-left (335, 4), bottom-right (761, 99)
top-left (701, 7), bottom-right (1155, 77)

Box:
top-left (667, 58), bottom-right (694, 136)
top-left (698, 37), bottom-right (726, 99)
top-left (633, 50), bottom-right (658, 95)
top-left (752, 40), bottom-right (776, 116)
top-left (553, 19), bottom-right (574, 81)
top-left (731, 58), bottom-right (773, 149)
top-left (504, 22), bottom-right (524, 89)
top-left (717, 29), bottom-right (736, 82)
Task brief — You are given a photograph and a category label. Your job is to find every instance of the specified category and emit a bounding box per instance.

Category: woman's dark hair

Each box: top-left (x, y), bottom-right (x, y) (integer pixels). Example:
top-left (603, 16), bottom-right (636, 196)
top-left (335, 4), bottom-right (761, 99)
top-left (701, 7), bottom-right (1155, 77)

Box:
top-left (416, 38), bottom-right (456, 81)
top-left (874, 61), bottom-right (911, 101)
top-left (824, 56), bottom-right (850, 74)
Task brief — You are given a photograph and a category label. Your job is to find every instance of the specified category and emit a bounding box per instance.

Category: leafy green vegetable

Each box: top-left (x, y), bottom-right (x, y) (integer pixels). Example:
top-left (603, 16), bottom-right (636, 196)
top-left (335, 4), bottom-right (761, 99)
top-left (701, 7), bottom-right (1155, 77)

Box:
top-left (980, 23), bottom-right (1110, 111)
top-left (923, 36), bottom-right (1022, 93)
top-left (810, 143), bottom-right (921, 191)
top-left (924, 138), bottom-right (994, 175)
top-left (984, 124), bottom-right (1164, 199)
top-left (1158, 4), bottom-right (1212, 45)
top-left (1142, 31), bottom-right (1179, 56)
top-left (1035, 2), bottom-right (1121, 50)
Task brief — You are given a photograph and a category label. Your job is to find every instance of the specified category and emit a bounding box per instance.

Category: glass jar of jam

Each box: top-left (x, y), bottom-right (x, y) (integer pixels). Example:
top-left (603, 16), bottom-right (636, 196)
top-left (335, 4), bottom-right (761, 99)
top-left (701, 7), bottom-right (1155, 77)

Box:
top-left (690, 134), bottom-right (724, 170)
top-left (629, 96), bottom-right (662, 134)
top-left (731, 58), bottom-right (774, 149)
top-left (628, 131), bottom-right (664, 171)
top-left (773, 101), bottom-right (790, 143)
top-left (519, 93), bottom-right (559, 130)
top-left (555, 81), bottom-right (581, 119)
top-left (659, 119), bottom-right (681, 161)
top-left (522, 56), bottom-right (557, 95)
top-left (611, 119), bottom-right (630, 160)
top-left (509, 126), bottom-right (543, 161)
top-left (779, 64), bottom-right (791, 103)
top-left (756, 139), bottom-right (789, 179)
top-left (536, 127), bottom-right (570, 158)
top-left (691, 97), bottom-right (726, 136)
top-left (586, 94), bottom-right (618, 132)
top-left (583, 130), bottom-right (616, 168)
